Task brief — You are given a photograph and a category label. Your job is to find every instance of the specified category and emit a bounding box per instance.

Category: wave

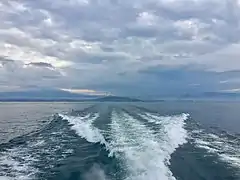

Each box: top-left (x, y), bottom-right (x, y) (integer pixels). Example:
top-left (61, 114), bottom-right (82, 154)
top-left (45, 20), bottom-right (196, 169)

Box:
top-left (0, 139), bottom-right (43, 180)
top-left (145, 112), bottom-right (240, 171)
top-left (0, 115), bottom-right (75, 180)
top-left (0, 112), bottom-right (107, 180)
top-left (108, 111), bottom-right (189, 180)
top-left (192, 129), bottom-right (240, 169)
top-left (59, 113), bottom-right (108, 146)
top-left (140, 112), bottom-right (189, 150)
top-left (0, 133), bottom-right (74, 180)
top-left (5, 106), bottom-right (239, 180)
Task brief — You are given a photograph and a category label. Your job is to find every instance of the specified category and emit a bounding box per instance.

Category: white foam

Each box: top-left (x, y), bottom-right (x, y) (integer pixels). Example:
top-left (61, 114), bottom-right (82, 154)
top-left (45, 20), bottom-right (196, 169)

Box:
top-left (140, 112), bottom-right (189, 153)
top-left (0, 147), bottom-right (38, 180)
top-left (59, 113), bottom-right (91, 121)
top-left (83, 164), bottom-right (109, 180)
top-left (145, 113), bottom-right (240, 169)
top-left (0, 113), bottom-right (80, 179)
top-left (0, 122), bottom-right (75, 179)
top-left (193, 130), bottom-right (240, 168)
top-left (30, 140), bottom-right (45, 147)
top-left (60, 113), bottom-right (108, 146)
top-left (109, 111), bottom-right (189, 180)
top-left (0, 177), bottom-right (12, 180)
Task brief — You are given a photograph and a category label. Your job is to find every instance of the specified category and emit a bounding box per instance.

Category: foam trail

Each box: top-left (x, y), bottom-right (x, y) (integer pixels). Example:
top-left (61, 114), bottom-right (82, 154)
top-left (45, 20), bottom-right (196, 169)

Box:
top-left (192, 130), bottom-right (240, 169)
top-left (83, 164), bottom-right (109, 180)
top-left (140, 113), bottom-right (189, 151)
top-left (0, 113), bottom-right (83, 180)
top-left (109, 111), bottom-right (185, 180)
top-left (59, 113), bottom-right (108, 146)
top-left (0, 147), bottom-right (39, 180)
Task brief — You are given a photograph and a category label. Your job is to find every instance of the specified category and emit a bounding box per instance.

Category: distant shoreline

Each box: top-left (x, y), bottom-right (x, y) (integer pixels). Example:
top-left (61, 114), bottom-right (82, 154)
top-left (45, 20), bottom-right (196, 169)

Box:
top-left (1, 99), bottom-right (240, 103)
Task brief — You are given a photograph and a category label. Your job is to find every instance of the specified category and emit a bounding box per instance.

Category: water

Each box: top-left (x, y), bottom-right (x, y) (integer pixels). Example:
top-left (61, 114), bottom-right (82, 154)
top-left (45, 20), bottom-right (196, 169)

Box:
top-left (0, 102), bottom-right (239, 180)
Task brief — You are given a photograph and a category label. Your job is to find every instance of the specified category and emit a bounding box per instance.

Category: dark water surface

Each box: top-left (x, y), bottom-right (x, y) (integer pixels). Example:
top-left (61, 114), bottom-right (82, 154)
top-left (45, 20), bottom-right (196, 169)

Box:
top-left (0, 102), bottom-right (239, 180)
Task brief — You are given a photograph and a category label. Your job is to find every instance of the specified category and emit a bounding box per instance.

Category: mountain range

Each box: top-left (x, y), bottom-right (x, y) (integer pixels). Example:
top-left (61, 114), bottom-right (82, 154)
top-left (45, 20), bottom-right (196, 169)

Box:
top-left (0, 89), bottom-right (240, 102)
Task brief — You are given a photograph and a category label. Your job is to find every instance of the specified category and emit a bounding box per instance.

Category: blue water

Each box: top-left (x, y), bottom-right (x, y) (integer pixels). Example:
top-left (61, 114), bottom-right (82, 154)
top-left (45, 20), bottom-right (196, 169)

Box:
top-left (0, 102), bottom-right (239, 180)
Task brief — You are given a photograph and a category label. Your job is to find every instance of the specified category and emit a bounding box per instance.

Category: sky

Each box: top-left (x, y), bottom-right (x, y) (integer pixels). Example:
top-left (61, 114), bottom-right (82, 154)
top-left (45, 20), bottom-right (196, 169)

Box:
top-left (1, 0), bottom-right (240, 97)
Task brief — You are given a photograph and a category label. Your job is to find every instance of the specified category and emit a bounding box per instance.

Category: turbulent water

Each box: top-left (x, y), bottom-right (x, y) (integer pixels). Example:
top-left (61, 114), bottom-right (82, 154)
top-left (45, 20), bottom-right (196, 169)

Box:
top-left (0, 102), bottom-right (240, 180)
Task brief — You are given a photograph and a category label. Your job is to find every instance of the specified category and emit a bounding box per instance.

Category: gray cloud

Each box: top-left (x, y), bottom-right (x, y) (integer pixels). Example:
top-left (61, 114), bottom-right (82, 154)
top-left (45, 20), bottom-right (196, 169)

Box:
top-left (1, 0), bottom-right (240, 95)
top-left (26, 62), bottom-right (54, 68)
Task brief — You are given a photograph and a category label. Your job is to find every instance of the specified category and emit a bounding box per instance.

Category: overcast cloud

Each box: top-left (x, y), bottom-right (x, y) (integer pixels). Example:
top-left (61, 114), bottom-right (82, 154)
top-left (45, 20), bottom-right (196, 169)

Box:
top-left (1, 0), bottom-right (240, 96)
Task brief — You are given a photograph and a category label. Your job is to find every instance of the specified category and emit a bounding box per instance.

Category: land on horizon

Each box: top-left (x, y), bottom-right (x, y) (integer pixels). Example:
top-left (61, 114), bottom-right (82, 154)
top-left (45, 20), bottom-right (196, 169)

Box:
top-left (0, 89), bottom-right (240, 102)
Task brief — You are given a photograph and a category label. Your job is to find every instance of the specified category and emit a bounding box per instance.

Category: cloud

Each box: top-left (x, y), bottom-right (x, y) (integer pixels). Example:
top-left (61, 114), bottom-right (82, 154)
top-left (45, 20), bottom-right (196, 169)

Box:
top-left (61, 88), bottom-right (110, 96)
top-left (1, 0), bottom-right (240, 96)
top-left (221, 88), bottom-right (240, 93)
top-left (26, 62), bottom-right (54, 68)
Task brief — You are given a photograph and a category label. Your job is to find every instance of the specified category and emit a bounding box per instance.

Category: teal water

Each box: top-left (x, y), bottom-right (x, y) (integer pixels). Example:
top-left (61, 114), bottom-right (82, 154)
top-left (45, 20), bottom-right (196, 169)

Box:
top-left (0, 102), bottom-right (239, 180)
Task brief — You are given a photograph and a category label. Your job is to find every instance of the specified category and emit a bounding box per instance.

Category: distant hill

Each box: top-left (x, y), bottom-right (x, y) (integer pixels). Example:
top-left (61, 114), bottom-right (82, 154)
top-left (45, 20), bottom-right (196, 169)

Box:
top-left (1, 90), bottom-right (239, 102)
top-left (180, 92), bottom-right (240, 100)
top-left (0, 90), bottom-right (143, 102)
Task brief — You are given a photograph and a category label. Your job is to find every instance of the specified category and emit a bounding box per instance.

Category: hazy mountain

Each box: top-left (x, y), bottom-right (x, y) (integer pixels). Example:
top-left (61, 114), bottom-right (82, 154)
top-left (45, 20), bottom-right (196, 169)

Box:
top-left (0, 90), bottom-right (143, 102)
top-left (180, 92), bottom-right (240, 100)
top-left (0, 90), bottom-right (239, 102)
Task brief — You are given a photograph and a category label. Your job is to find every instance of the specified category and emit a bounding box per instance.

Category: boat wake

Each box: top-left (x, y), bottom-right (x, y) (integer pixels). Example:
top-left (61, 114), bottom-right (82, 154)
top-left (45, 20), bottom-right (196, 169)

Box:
top-left (108, 111), bottom-right (188, 180)
top-left (1, 106), bottom-right (239, 180)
